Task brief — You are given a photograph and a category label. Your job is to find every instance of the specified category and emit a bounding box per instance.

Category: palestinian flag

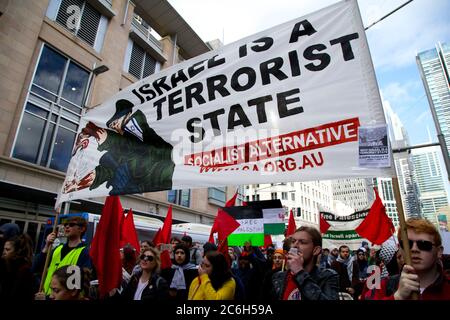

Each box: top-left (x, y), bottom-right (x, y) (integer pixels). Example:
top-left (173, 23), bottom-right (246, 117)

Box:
top-left (320, 208), bottom-right (370, 250)
top-left (224, 206), bottom-right (264, 246)
top-left (247, 200), bottom-right (285, 235)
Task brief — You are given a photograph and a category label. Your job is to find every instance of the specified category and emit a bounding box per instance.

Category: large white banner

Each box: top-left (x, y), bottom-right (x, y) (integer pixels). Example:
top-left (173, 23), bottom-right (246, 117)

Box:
top-left (56, 0), bottom-right (394, 207)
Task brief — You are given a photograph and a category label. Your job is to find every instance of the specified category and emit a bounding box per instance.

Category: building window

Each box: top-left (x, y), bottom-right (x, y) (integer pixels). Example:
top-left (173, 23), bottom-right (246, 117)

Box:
top-left (291, 193), bottom-right (296, 201)
top-left (251, 194), bottom-right (260, 201)
top-left (282, 192), bottom-right (288, 200)
top-left (236, 186), bottom-right (246, 205)
top-left (47, 0), bottom-right (107, 51)
top-left (13, 45), bottom-right (89, 172)
top-left (168, 189), bottom-right (190, 207)
top-left (126, 41), bottom-right (158, 79)
top-left (208, 187), bottom-right (226, 205)
top-left (271, 192), bottom-right (278, 200)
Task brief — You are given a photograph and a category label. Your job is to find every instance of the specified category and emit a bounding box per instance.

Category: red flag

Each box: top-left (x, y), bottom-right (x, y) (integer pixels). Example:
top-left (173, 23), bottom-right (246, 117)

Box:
top-left (209, 191), bottom-right (240, 243)
top-left (320, 213), bottom-right (331, 234)
top-left (120, 208), bottom-right (140, 255)
top-left (156, 206), bottom-right (173, 269)
top-left (152, 228), bottom-right (161, 245)
top-left (286, 209), bottom-right (297, 236)
top-left (264, 234), bottom-right (273, 247)
top-left (90, 196), bottom-right (123, 298)
top-left (355, 189), bottom-right (395, 245)
top-left (217, 239), bottom-right (232, 268)
top-left (156, 206), bottom-right (173, 245)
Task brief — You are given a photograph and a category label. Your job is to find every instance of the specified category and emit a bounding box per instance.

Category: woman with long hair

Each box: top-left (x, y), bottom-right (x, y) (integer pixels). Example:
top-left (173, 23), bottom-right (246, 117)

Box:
top-left (161, 243), bottom-right (198, 301)
top-left (121, 247), bottom-right (168, 300)
top-left (188, 251), bottom-right (235, 300)
top-left (0, 234), bottom-right (34, 300)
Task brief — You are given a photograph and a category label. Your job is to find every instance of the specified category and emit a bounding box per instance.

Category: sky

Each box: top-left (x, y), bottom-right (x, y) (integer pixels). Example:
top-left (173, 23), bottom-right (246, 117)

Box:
top-left (168, 0), bottom-right (450, 147)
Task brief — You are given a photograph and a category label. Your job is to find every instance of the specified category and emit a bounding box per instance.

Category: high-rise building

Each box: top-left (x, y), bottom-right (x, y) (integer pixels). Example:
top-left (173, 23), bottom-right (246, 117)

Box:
top-left (416, 42), bottom-right (450, 157)
top-left (331, 178), bottom-right (374, 212)
top-left (383, 99), bottom-right (421, 219)
top-left (372, 177), bottom-right (399, 228)
top-left (411, 146), bottom-right (450, 227)
top-left (0, 0), bottom-right (239, 248)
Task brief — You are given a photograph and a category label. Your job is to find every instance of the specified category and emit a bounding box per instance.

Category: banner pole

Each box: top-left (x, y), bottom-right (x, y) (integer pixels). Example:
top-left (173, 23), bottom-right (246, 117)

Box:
top-left (38, 203), bottom-right (62, 293)
top-left (391, 176), bottom-right (418, 300)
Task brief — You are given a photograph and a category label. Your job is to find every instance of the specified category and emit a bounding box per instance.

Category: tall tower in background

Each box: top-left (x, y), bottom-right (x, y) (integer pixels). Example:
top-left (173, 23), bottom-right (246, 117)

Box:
top-left (416, 42), bottom-right (450, 157)
top-left (411, 146), bottom-right (450, 227)
top-left (383, 100), bottom-right (422, 219)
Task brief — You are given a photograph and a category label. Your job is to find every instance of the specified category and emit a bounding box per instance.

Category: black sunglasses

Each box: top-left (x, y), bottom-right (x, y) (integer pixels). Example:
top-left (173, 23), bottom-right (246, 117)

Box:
top-left (140, 254), bottom-right (155, 262)
top-left (400, 239), bottom-right (435, 252)
top-left (64, 222), bottom-right (79, 228)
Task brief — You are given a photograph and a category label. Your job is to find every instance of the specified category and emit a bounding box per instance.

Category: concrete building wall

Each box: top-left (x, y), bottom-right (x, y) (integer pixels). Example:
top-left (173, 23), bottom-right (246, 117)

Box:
top-left (0, 0), bottom-right (237, 229)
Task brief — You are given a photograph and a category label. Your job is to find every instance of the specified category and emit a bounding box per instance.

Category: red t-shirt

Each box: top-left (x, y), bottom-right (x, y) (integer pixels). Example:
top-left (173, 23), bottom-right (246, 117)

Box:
top-left (282, 272), bottom-right (302, 300)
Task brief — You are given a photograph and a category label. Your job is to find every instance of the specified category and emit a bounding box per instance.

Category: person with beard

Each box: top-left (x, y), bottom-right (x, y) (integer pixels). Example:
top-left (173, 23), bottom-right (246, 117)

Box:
top-left (161, 243), bottom-right (198, 301)
top-left (362, 218), bottom-right (450, 300)
top-left (351, 248), bottom-right (368, 299)
top-left (0, 234), bottom-right (34, 300)
top-left (331, 245), bottom-right (355, 297)
top-left (271, 226), bottom-right (339, 300)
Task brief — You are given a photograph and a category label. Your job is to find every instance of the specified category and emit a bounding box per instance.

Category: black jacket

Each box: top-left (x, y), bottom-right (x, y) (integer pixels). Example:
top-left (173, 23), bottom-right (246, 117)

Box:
top-left (121, 273), bottom-right (169, 301)
top-left (271, 266), bottom-right (339, 300)
top-left (160, 267), bottom-right (198, 301)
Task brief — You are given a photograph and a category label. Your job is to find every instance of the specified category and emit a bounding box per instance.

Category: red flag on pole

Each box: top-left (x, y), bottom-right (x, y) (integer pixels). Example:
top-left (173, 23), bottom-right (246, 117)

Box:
top-left (320, 213), bottom-right (331, 234)
top-left (355, 189), bottom-right (395, 245)
top-left (90, 196), bottom-right (123, 298)
top-left (209, 190), bottom-right (240, 243)
top-left (286, 209), bottom-right (297, 236)
top-left (156, 206), bottom-right (173, 269)
top-left (264, 234), bottom-right (273, 247)
top-left (152, 228), bottom-right (161, 245)
top-left (157, 205), bottom-right (172, 245)
top-left (120, 208), bottom-right (140, 255)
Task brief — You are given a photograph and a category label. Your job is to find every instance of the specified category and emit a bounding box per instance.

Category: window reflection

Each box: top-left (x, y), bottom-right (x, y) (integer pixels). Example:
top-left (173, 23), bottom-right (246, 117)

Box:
top-left (13, 45), bottom-right (89, 173)
top-left (13, 113), bottom-right (46, 163)
top-left (50, 127), bottom-right (76, 172)
top-left (62, 63), bottom-right (89, 106)
top-left (33, 46), bottom-right (66, 94)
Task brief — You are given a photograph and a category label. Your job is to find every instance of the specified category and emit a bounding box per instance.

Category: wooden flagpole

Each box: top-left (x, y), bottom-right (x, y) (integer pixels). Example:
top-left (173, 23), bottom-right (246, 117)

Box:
top-left (391, 176), bottom-right (418, 300)
top-left (38, 203), bottom-right (62, 293)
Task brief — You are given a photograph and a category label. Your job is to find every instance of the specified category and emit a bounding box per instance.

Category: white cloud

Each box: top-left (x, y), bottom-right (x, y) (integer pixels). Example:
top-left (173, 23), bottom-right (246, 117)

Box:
top-left (362, 0), bottom-right (450, 70)
top-left (170, 0), bottom-right (450, 70)
top-left (381, 81), bottom-right (421, 105)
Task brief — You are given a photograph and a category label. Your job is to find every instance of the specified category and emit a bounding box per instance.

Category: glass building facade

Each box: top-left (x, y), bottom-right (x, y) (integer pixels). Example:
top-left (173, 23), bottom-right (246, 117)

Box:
top-left (417, 42), bottom-right (450, 157)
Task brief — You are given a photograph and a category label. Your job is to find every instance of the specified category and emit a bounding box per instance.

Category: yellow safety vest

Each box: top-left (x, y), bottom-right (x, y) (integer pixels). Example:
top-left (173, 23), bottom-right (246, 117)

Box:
top-left (44, 244), bottom-right (85, 295)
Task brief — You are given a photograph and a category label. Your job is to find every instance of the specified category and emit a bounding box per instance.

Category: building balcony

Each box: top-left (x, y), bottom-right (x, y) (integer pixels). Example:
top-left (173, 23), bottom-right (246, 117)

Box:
top-left (87, 0), bottom-right (116, 18)
top-left (130, 16), bottom-right (167, 63)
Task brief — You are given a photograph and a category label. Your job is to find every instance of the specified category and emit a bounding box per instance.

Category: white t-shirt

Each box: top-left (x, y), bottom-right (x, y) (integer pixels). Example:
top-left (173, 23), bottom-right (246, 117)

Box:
top-left (134, 279), bottom-right (148, 300)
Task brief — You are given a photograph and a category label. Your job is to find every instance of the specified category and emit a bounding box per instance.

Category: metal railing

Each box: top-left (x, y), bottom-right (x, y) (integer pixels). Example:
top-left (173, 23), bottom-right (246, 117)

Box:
top-left (131, 17), bottom-right (163, 52)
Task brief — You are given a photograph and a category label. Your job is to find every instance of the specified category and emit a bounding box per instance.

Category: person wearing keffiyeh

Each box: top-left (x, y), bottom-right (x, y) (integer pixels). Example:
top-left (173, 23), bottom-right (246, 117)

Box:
top-left (160, 243), bottom-right (197, 301)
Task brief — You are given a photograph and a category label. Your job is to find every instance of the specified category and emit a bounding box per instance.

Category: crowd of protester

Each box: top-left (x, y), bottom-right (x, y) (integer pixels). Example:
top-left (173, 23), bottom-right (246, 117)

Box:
top-left (1, 217), bottom-right (449, 301)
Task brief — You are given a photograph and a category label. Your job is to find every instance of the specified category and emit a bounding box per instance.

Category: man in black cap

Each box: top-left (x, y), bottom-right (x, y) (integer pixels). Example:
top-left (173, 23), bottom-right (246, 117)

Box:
top-left (106, 99), bottom-right (170, 148)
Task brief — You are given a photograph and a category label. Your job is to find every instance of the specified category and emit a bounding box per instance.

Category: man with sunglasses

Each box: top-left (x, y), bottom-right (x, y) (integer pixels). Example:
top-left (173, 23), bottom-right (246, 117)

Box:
top-left (363, 218), bottom-right (450, 300)
top-left (34, 216), bottom-right (92, 297)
